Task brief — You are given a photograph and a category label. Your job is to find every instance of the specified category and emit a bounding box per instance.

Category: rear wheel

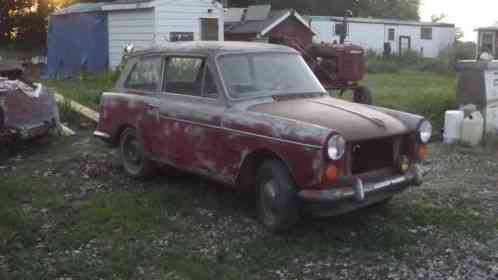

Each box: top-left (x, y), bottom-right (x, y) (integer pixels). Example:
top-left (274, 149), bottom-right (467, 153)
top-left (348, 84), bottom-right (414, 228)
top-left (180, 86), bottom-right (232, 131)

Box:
top-left (119, 127), bottom-right (155, 179)
top-left (256, 160), bottom-right (300, 232)
top-left (353, 86), bottom-right (373, 105)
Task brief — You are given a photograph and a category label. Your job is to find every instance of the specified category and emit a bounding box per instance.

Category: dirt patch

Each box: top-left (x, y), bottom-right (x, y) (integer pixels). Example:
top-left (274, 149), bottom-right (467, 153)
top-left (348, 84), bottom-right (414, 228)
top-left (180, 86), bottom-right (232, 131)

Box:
top-left (0, 130), bottom-right (497, 279)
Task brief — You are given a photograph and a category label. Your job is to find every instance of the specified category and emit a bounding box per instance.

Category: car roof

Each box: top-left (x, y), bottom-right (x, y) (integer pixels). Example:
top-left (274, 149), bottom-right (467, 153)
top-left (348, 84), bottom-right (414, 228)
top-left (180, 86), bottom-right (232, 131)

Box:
top-left (127, 41), bottom-right (298, 58)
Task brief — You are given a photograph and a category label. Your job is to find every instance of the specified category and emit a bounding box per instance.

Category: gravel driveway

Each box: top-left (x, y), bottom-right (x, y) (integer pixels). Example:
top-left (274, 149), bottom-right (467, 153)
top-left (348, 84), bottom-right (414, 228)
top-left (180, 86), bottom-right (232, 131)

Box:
top-left (0, 130), bottom-right (497, 280)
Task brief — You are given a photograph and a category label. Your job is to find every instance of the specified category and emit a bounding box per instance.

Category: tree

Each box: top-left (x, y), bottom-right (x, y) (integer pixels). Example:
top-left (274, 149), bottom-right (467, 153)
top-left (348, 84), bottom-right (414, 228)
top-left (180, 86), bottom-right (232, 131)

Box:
top-left (0, 0), bottom-right (32, 46)
top-left (226, 0), bottom-right (420, 20)
top-left (431, 13), bottom-right (447, 23)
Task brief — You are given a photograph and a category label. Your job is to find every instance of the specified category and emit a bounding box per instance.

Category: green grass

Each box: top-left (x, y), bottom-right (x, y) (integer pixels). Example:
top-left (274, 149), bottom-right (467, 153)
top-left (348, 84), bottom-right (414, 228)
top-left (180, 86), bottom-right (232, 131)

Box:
top-left (363, 70), bottom-right (456, 136)
top-left (1, 170), bottom-right (496, 278)
top-left (46, 71), bottom-right (118, 111)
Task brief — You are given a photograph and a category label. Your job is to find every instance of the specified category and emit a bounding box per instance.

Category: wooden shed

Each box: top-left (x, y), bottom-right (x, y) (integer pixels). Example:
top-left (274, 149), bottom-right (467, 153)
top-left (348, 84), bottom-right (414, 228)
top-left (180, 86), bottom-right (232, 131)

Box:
top-left (102, 0), bottom-right (225, 69)
top-left (224, 5), bottom-right (314, 48)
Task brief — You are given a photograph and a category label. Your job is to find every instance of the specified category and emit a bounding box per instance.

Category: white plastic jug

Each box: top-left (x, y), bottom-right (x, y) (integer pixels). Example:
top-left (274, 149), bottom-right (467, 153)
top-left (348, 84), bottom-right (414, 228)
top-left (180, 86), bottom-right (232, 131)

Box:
top-left (461, 111), bottom-right (484, 146)
top-left (443, 110), bottom-right (464, 144)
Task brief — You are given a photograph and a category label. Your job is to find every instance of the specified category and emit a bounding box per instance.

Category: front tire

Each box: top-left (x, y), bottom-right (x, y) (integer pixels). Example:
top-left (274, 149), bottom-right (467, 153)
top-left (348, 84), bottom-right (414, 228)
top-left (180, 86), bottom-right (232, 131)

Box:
top-left (119, 127), bottom-right (155, 179)
top-left (256, 160), bottom-right (300, 232)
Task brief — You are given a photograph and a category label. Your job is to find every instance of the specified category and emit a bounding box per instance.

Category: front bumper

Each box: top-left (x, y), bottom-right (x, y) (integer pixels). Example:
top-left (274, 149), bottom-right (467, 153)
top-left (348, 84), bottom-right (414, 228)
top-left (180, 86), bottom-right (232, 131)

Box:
top-left (299, 165), bottom-right (424, 216)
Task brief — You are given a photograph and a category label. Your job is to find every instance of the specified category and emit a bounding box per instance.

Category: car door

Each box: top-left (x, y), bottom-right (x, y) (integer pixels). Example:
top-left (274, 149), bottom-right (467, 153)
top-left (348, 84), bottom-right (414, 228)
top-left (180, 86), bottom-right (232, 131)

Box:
top-left (120, 56), bottom-right (164, 158)
top-left (156, 55), bottom-right (226, 177)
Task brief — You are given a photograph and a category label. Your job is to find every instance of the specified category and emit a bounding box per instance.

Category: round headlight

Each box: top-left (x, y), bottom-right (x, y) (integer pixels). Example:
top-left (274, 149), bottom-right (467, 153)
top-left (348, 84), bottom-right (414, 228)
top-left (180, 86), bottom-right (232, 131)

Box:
top-left (418, 120), bottom-right (432, 144)
top-left (327, 135), bottom-right (346, 160)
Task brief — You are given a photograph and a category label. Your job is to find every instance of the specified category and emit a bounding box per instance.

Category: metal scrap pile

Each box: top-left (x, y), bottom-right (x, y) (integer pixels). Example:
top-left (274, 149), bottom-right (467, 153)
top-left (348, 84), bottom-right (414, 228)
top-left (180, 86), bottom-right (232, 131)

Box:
top-left (0, 62), bottom-right (59, 142)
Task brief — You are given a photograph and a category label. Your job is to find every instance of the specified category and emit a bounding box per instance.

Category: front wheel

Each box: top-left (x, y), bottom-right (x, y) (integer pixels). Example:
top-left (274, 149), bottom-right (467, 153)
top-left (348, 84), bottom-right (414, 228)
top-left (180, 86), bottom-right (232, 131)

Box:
top-left (353, 86), bottom-right (373, 105)
top-left (256, 160), bottom-right (300, 232)
top-left (119, 127), bottom-right (155, 179)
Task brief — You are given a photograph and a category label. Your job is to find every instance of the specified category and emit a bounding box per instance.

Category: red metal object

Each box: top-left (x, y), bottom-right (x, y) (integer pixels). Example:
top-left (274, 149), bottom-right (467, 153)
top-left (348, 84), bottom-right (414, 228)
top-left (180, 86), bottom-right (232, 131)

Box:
top-left (95, 42), bottom-right (426, 196)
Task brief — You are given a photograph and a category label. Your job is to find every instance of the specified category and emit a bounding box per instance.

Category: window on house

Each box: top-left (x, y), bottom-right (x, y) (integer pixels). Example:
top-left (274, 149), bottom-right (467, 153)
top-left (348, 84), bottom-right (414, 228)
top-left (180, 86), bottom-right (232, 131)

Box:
top-left (125, 57), bottom-right (162, 92)
top-left (335, 23), bottom-right (346, 36)
top-left (163, 57), bottom-right (218, 98)
top-left (421, 27), bottom-right (433, 40)
top-left (388, 28), bottom-right (395, 41)
top-left (482, 33), bottom-right (494, 53)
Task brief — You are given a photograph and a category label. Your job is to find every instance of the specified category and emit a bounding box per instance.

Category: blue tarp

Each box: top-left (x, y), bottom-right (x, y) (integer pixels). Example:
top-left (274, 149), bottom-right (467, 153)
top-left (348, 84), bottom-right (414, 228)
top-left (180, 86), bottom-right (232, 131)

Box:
top-left (43, 5), bottom-right (108, 80)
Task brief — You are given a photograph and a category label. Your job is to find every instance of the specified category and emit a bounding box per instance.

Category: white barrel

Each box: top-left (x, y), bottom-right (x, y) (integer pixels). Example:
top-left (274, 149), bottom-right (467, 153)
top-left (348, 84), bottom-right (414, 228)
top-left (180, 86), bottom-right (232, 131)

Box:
top-left (443, 110), bottom-right (464, 144)
top-left (461, 112), bottom-right (484, 146)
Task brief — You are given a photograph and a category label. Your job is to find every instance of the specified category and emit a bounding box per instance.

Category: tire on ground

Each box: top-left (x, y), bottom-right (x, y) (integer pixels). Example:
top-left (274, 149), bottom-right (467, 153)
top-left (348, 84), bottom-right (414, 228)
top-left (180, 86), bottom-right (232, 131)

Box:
top-left (256, 159), bottom-right (301, 232)
top-left (119, 127), bottom-right (155, 179)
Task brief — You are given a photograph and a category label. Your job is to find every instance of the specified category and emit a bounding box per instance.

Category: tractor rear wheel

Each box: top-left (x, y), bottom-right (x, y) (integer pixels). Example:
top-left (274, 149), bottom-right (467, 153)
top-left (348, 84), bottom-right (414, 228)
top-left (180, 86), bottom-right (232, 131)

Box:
top-left (353, 86), bottom-right (373, 105)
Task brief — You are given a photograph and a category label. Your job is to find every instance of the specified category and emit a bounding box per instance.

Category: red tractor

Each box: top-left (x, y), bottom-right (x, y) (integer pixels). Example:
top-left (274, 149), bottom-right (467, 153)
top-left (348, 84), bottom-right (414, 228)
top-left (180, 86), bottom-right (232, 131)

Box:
top-left (275, 12), bottom-right (372, 104)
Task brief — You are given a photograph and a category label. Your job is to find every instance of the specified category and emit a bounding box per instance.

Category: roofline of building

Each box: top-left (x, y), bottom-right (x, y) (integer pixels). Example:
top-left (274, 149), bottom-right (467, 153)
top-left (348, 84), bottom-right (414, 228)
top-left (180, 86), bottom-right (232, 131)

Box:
top-left (102, 0), bottom-right (222, 11)
top-left (308, 16), bottom-right (455, 28)
top-left (475, 27), bottom-right (498, 31)
top-left (102, 2), bottom-right (154, 11)
top-left (260, 10), bottom-right (314, 36)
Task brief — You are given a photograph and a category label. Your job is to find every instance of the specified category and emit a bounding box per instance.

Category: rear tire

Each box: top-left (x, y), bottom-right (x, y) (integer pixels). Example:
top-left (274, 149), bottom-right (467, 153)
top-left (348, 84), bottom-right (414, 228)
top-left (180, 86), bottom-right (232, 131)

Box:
top-left (119, 127), bottom-right (155, 179)
top-left (256, 160), bottom-right (300, 232)
top-left (353, 86), bottom-right (373, 105)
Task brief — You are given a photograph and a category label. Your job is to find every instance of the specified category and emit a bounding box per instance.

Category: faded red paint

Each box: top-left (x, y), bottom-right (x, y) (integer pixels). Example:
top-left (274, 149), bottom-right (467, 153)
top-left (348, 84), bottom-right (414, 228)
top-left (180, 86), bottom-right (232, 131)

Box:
top-left (95, 42), bottom-right (427, 195)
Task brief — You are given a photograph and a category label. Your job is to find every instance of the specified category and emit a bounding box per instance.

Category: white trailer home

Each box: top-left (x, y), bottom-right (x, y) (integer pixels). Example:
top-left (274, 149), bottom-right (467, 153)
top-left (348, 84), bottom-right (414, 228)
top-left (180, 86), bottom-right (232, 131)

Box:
top-left (103, 0), bottom-right (224, 68)
top-left (309, 16), bottom-right (456, 58)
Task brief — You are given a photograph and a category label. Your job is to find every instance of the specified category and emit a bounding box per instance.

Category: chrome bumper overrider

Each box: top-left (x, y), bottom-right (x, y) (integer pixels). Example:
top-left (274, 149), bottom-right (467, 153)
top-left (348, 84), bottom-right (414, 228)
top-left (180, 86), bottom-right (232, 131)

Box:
top-left (299, 165), bottom-right (424, 204)
top-left (93, 131), bottom-right (111, 139)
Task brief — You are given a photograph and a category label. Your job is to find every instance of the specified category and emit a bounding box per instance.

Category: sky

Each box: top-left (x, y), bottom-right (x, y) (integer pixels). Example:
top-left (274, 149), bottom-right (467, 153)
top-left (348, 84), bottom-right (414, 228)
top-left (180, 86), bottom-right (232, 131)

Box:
top-left (420, 0), bottom-right (498, 42)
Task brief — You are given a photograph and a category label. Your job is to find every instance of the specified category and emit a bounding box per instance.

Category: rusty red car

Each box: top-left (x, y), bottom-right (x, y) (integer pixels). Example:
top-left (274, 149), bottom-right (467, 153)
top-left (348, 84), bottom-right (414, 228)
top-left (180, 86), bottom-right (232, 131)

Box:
top-left (95, 42), bottom-right (431, 231)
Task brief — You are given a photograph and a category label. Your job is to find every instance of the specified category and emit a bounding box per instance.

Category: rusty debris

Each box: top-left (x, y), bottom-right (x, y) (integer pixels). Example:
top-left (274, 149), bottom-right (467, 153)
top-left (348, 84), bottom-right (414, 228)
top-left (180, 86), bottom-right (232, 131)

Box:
top-left (0, 63), bottom-right (59, 143)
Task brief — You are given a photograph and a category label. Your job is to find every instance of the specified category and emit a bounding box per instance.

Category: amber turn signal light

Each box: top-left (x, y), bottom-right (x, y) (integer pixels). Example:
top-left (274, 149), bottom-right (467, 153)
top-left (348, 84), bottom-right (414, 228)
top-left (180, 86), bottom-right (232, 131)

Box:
top-left (417, 145), bottom-right (428, 160)
top-left (324, 165), bottom-right (338, 183)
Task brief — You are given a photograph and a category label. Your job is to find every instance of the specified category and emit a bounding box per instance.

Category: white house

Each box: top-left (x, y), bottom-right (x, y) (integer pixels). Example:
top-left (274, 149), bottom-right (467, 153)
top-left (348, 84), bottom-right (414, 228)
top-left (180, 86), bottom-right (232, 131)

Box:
top-left (309, 16), bottom-right (456, 58)
top-left (103, 0), bottom-right (224, 68)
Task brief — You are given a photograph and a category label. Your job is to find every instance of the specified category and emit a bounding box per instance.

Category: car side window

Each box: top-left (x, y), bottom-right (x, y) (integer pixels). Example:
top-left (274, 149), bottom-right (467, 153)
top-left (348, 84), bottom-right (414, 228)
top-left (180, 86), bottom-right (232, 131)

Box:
top-left (125, 57), bottom-right (162, 92)
top-left (164, 57), bottom-right (204, 96)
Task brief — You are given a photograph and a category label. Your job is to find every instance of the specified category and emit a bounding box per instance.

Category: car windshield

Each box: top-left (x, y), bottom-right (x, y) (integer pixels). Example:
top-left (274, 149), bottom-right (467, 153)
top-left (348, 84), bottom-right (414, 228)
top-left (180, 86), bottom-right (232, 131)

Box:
top-left (219, 53), bottom-right (326, 99)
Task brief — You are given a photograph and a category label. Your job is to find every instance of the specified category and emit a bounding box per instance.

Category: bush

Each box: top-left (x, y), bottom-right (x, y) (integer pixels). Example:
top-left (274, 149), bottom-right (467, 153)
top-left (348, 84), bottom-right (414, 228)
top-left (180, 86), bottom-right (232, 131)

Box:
top-left (366, 50), bottom-right (399, 74)
top-left (366, 57), bottom-right (400, 74)
top-left (46, 71), bottom-right (118, 111)
top-left (365, 47), bottom-right (459, 75)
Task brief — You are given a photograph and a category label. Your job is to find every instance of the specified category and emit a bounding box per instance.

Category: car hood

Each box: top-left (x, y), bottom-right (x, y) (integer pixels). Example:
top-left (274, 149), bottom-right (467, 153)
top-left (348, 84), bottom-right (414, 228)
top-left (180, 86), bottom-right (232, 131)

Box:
top-left (248, 97), bottom-right (410, 141)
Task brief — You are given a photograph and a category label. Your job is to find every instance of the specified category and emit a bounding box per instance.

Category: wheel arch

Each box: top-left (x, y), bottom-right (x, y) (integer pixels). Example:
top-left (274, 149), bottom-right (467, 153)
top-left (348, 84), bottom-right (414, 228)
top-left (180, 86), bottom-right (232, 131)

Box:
top-left (235, 148), bottom-right (297, 191)
top-left (111, 123), bottom-right (134, 147)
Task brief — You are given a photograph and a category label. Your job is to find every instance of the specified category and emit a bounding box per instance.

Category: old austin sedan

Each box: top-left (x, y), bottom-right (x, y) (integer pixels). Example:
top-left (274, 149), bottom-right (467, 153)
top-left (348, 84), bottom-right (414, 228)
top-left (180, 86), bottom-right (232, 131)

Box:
top-left (94, 42), bottom-right (431, 231)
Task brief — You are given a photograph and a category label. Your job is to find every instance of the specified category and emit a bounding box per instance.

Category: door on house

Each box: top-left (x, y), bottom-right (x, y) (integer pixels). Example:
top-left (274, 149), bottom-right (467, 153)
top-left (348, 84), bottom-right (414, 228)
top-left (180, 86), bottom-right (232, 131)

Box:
top-left (399, 36), bottom-right (411, 55)
top-left (201, 18), bottom-right (219, 41)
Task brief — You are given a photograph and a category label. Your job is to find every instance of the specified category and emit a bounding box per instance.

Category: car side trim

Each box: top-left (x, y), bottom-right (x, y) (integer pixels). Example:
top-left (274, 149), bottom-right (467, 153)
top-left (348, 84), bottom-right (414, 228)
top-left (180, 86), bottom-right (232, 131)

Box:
top-left (101, 92), bottom-right (323, 150)
top-left (157, 114), bottom-right (323, 150)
